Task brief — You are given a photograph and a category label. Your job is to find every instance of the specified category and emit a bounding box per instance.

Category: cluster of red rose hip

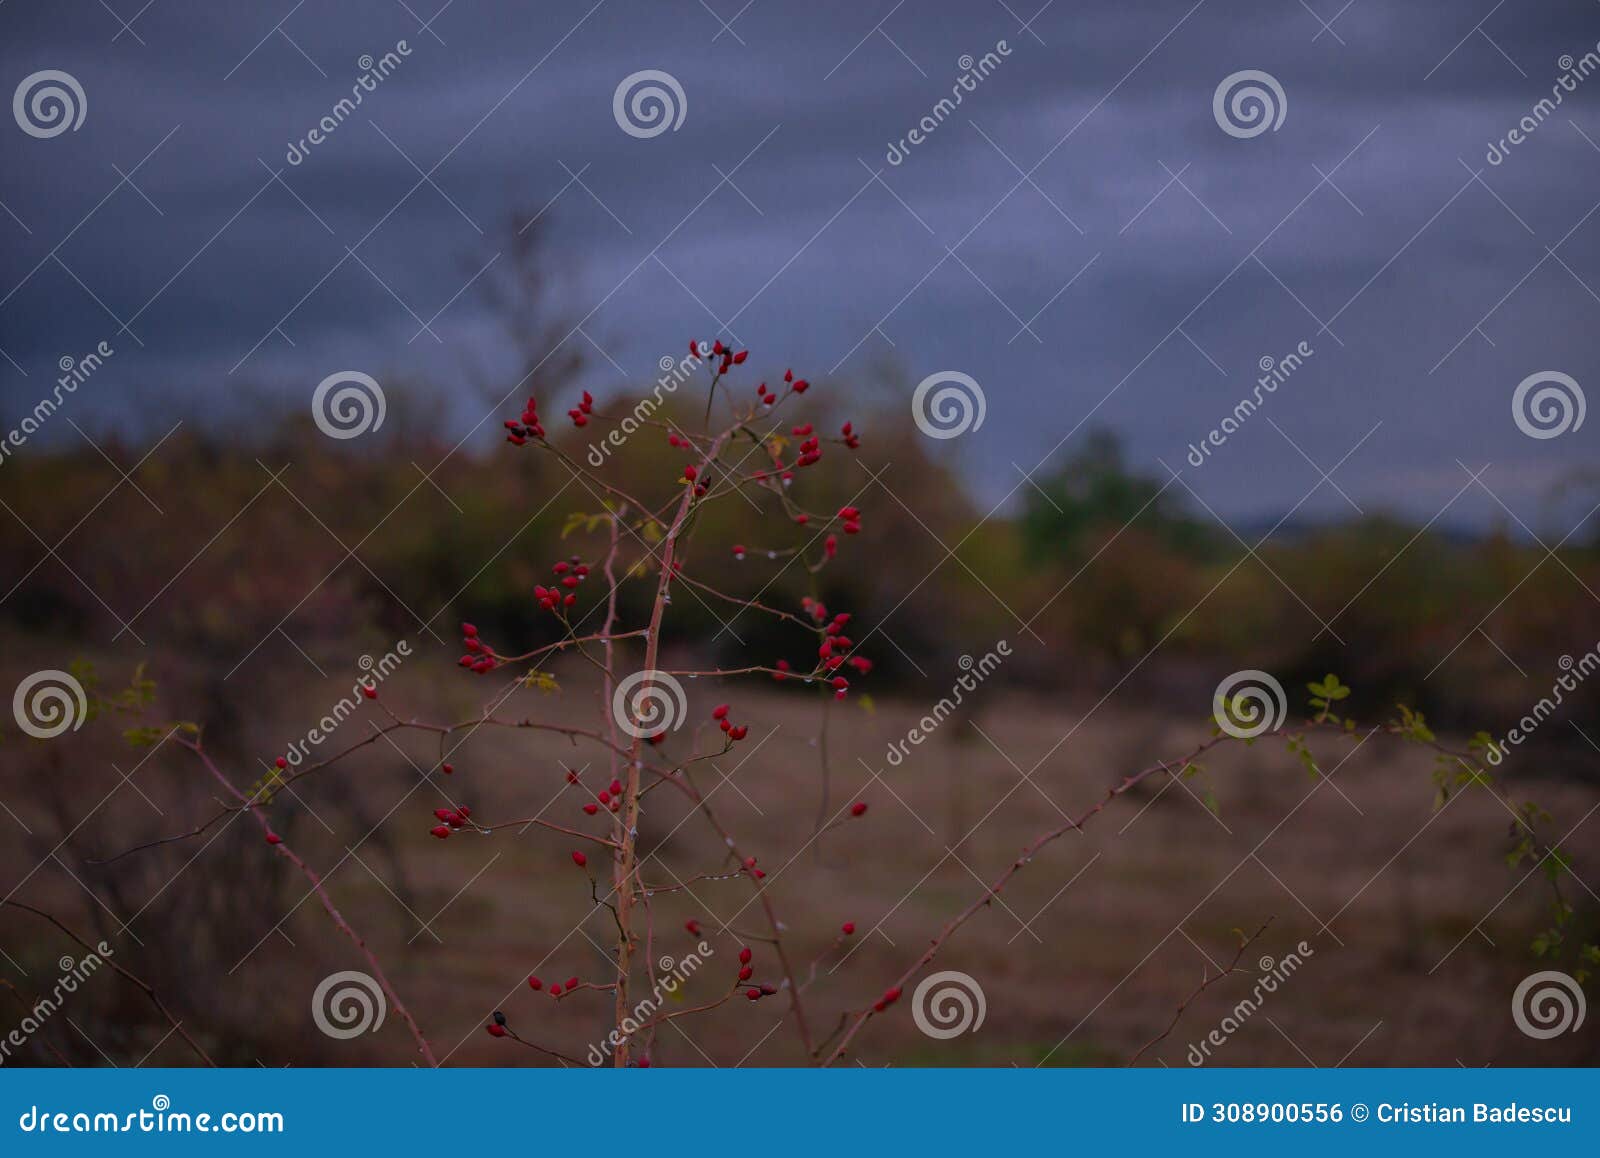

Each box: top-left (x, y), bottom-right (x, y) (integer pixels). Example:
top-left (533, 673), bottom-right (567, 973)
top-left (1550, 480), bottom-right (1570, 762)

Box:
top-left (472, 345), bottom-right (899, 1051)
top-left (535, 556), bottom-right (589, 615)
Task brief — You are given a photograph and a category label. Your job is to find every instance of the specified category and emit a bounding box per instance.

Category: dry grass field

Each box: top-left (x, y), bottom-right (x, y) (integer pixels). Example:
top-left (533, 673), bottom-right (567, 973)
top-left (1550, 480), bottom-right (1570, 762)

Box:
top-left (3, 642), bottom-right (1595, 1068)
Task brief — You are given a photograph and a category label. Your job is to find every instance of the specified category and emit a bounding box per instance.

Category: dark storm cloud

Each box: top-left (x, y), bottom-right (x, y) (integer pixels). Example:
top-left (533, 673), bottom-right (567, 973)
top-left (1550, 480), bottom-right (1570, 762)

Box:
top-left (2, 0), bottom-right (1598, 525)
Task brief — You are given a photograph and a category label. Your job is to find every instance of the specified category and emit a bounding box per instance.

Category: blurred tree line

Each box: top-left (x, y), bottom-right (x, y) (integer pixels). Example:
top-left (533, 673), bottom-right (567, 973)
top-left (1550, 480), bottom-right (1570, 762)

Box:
top-left (2, 215), bottom-right (1598, 758)
top-left (4, 410), bottom-right (1598, 745)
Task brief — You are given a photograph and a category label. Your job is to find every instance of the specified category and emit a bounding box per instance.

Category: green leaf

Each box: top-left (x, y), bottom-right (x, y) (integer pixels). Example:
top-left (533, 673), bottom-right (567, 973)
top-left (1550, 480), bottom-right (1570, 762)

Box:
top-left (123, 725), bottom-right (168, 748)
top-left (1308, 673), bottom-right (1349, 701)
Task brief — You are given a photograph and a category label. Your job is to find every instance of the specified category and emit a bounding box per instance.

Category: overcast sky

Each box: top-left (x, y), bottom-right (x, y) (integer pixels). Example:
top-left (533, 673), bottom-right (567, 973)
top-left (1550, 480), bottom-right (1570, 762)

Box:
top-left (2, 0), bottom-right (1598, 528)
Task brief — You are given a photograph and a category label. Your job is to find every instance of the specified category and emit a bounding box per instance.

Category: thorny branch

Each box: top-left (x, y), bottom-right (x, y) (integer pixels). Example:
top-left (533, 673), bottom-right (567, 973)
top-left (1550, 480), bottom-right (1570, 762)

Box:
top-left (1128, 918), bottom-right (1275, 1065)
top-left (1, 899), bottom-right (216, 1067)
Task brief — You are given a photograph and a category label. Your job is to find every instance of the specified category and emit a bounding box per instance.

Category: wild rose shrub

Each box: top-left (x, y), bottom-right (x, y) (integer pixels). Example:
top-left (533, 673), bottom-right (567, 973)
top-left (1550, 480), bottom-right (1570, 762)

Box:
top-left (95, 341), bottom-right (1592, 1068)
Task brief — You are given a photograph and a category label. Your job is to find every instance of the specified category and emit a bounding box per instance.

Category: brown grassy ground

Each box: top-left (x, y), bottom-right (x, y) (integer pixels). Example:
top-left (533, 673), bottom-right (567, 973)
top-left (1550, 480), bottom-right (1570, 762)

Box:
top-left (1, 647), bottom-right (1596, 1068)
